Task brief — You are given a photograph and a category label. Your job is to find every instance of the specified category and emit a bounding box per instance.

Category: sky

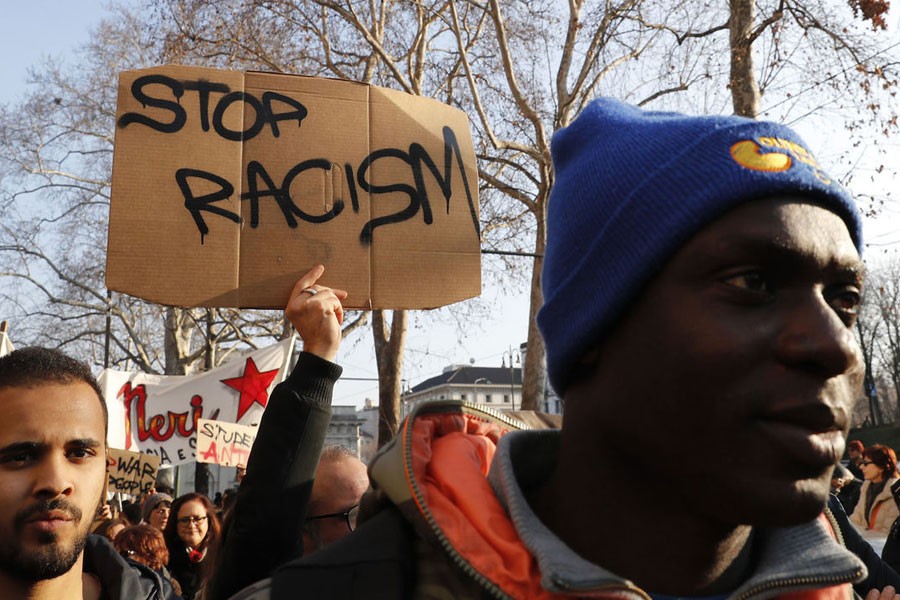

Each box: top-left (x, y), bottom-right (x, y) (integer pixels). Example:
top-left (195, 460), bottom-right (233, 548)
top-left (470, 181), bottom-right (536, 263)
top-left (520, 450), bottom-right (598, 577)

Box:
top-left (0, 2), bottom-right (111, 104)
top-left (0, 1), bottom-right (533, 408)
top-left (2, 1), bottom-right (898, 408)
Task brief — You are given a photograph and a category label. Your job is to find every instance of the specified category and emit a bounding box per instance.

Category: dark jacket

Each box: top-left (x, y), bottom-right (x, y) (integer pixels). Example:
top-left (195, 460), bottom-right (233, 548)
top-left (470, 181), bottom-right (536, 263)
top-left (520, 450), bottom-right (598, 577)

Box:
top-left (83, 535), bottom-right (182, 600)
top-left (206, 352), bottom-right (341, 600)
top-left (826, 493), bottom-right (900, 594)
top-left (251, 401), bottom-right (864, 600)
top-left (167, 546), bottom-right (204, 600)
top-left (881, 511), bottom-right (900, 575)
top-left (836, 478), bottom-right (863, 515)
top-left (271, 506), bottom-right (416, 600)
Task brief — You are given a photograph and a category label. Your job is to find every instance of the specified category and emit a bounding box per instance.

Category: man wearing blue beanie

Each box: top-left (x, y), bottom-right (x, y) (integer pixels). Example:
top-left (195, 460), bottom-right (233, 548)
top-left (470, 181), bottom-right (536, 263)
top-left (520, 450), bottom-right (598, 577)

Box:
top-left (235, 99), bottom-right (878, 599)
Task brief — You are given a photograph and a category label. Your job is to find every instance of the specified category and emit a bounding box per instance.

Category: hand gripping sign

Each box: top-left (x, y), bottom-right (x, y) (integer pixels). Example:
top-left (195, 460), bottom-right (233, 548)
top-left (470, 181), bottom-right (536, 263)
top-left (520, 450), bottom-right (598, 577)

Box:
top-left (107, 65), bottom-right (481, 309)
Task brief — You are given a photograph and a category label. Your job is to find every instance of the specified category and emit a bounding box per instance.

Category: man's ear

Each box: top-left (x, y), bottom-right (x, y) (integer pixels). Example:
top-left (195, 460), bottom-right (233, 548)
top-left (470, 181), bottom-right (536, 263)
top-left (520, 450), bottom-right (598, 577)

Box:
top-left (101, 446), bottom-right (110, 503)
top-left (301, 522), bottom-right (320, 558)
top-left (564, 346), bottom-right (604, 394)
top-left (577, 346), bottom-right (603, 368)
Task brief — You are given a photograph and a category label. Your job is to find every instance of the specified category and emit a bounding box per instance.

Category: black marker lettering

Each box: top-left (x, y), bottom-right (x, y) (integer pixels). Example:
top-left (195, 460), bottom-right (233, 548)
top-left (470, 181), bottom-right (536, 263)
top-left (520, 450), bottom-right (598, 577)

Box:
top-left (261, 91), bottom-right (308, 138)
top-left (175, 168), bottom-right (241, 244)
top-left (118, 74), bottom-right (186, 133)
top-left (357, 148), bottom-right (420, 245)
top-left (410, 127), bottom-right (480, 238)
top-left (182, 79), bottom-right (232, 132)
top-left (345, 163), bottom-right (360, 213)
top-left (244, 161), bottom-right (297, 228)
top-left (281, 159), bottom-right (344, 224)
top-left (213, 92), bottom-right (265, 142)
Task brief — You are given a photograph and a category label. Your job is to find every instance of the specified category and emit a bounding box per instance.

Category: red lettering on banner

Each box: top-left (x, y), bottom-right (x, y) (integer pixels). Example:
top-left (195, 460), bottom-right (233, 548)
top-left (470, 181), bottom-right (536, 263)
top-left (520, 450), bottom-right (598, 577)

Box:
top-left (201, 441), bottom-right (219, 461)
top-left (119, 383), bottom-right (204, 449)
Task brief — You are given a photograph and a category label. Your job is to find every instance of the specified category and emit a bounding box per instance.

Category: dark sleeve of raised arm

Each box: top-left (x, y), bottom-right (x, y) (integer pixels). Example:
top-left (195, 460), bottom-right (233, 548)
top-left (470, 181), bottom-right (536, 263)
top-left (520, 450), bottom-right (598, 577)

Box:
top-left (206, 351), bottom-right (342, 600)
top-left (827, 494), bottom-right (900, 594)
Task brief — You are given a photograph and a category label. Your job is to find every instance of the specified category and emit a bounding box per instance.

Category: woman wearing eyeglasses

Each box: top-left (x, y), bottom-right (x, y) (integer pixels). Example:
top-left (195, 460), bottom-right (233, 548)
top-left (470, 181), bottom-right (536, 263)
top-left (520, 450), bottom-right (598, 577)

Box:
top-left (163, 493), bottom-right (222, 600)
top-left (850, 444), bottom-right (900, 534)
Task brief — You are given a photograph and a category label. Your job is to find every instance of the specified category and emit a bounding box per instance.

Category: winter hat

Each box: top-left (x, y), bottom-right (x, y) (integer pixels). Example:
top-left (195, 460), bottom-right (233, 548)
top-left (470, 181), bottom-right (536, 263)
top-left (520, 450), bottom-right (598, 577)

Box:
top-left (141, 492), bottom-right (173, 523)
top-left (538, 97), bottom-right (863, 394)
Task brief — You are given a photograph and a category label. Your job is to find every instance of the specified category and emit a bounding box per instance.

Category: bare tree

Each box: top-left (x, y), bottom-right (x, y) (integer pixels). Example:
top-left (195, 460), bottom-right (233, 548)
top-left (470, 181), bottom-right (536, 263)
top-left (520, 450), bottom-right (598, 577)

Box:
top-left (2, 0), bottom-right (897, 453)
top-left (856, 283), bottom-right (887, 424)
top-left (868, 261), bottom-right (900, 418)
top-left (155, 0), bottom-right (716, 414)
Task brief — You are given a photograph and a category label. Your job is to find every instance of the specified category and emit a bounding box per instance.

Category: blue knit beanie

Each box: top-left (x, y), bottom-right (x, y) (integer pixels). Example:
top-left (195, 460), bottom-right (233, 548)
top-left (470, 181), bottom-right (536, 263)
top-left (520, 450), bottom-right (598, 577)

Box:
top-left (538, 98), bottom-right (863, 394)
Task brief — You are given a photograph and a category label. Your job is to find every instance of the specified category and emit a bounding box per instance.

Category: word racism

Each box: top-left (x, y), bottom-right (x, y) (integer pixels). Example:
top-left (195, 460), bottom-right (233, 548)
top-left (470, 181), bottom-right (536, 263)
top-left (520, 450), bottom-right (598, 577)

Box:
top-left (117, 75), bottom-right (480, 245)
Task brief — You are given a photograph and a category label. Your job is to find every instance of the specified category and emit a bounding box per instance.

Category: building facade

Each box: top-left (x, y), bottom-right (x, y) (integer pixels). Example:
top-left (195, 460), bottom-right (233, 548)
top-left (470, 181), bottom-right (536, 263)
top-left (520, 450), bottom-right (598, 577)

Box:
top-left (402, 364), bottom-right (524, 416)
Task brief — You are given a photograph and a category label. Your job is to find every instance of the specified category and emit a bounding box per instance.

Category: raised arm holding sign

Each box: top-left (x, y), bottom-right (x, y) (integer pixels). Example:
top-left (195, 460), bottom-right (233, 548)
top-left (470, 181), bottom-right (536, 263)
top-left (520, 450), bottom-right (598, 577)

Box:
top-left (206, 265), bottom-right (348, 600)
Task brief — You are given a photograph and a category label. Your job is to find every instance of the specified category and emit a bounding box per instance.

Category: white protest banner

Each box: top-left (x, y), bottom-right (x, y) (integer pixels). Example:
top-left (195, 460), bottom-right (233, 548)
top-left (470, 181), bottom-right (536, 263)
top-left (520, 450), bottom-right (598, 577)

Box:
top-left (0, 322), bottom-right (13, 357)
top-left (107, 448), bottom-right (160, 496)
top-left (196, 418), bottom-right (257, 467)
top-left (100, 337), bottom-right (293, 466)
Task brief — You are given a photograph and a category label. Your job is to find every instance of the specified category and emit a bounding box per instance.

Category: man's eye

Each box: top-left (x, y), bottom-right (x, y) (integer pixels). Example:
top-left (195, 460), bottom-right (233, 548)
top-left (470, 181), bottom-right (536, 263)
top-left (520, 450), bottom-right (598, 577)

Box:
top-left (828, 288), bottom-right (862, 318)
top-left (0, 452), bottom-right (35, 466)
top-left (722, 271), bottom-right (770, 293)
top-left (67, 448), bottom-right (96, 460)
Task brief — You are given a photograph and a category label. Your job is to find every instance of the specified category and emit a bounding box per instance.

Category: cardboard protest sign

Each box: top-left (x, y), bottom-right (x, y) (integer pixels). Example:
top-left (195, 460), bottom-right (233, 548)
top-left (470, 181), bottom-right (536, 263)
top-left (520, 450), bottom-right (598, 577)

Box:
top-left (107, 64), bottom-right (481, 310)
top-left (101, 337), bottom-right (293, 467)
top-left (195, 419), bottom-right (257, 467)
top-left (106, 448), bottom-right (160, 496)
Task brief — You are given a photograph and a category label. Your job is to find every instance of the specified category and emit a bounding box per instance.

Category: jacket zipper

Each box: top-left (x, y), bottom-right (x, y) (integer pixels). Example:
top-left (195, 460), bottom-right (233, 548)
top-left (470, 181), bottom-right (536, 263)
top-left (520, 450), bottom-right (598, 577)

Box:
top-left (400, 401), bottom-right (653, 600)
top-left (548, 575), bottom-right (652, 599)
top-left (722, 506), bottom-right (862, 600)
top-left (405, 400), bottom-right (525, 598)
top-left (731, 568), bottom-right (864, 600)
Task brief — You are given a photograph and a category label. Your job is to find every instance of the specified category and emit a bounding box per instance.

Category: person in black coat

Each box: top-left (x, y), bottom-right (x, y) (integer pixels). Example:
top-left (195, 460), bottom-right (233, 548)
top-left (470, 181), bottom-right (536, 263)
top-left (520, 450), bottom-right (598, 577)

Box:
top-left (826, 494), bottom-right (900, 595)
top-left (205, 265), bottom-right (348, 600)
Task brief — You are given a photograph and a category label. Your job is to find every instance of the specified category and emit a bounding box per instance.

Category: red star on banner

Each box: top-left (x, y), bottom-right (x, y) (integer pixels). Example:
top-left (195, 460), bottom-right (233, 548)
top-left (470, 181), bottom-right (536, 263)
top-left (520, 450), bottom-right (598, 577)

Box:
top-left (221, 358), bottom-right (280, 421)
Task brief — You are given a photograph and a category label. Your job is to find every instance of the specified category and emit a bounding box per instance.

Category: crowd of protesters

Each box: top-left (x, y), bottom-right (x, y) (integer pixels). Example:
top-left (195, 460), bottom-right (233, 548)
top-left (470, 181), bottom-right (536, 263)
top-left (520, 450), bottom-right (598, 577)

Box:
top-left (7, 96), bottom-right (900, 600)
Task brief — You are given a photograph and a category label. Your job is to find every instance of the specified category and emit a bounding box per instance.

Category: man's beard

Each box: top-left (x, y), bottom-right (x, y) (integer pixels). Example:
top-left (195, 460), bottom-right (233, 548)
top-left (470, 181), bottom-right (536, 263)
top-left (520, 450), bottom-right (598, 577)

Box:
top-left (0, 498), bottom-right (91, 582)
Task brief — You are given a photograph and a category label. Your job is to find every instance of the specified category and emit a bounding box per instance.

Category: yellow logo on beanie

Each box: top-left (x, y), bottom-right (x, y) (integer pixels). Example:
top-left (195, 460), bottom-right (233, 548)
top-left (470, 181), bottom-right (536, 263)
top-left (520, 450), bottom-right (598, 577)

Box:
top-left (730, 137), bottom-right (833, 184)
top-left (730, 140), bottom-right (792, 172)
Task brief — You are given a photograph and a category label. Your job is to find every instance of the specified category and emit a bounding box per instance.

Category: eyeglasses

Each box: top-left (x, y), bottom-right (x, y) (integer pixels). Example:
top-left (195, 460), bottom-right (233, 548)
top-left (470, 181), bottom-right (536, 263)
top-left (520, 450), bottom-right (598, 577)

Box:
top-left (305, 504), bottom-right (360, 532)
top-left (177, 515), bottom-right (208, 526)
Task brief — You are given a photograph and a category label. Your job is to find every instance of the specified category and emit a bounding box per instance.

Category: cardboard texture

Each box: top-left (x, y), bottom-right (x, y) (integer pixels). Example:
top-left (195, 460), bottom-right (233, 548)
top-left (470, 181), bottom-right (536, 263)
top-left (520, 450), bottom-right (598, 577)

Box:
top-left (106, 448), bottom-right (160, 496)
top-left (107, 65), bottom-right (481, 309)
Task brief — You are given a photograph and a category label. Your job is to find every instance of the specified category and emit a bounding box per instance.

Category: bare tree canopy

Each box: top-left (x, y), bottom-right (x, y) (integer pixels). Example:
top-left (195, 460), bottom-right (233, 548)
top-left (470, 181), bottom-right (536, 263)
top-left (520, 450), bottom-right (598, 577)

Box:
top-left (1, 0), bottom-right (897, 443)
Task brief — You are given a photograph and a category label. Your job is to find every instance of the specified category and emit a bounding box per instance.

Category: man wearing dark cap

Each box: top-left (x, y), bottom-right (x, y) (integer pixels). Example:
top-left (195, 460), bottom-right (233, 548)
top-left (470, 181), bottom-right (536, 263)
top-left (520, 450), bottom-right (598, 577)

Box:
top-left (235, 99), bottom-right (872, 599)
top-left (849, 440), bottom-right (866, 479)
top-left (141, 492), bottom-right (173, 531)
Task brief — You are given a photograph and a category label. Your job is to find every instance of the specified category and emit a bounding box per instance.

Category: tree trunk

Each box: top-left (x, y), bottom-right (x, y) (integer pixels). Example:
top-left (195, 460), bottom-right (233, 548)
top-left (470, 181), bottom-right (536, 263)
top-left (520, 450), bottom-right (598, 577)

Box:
top-left (729, 0), bottom-right (761, 118)
top-left (194, 309), bottom-right (216, 498)
top-left (373, 309), bottom-right (407, 447)
top-left (521, 206), bottom-right (547, 411)
top-left (857, 315), bottom-right (883, 425)
top-left (164, 307), bottom-right (195, 376)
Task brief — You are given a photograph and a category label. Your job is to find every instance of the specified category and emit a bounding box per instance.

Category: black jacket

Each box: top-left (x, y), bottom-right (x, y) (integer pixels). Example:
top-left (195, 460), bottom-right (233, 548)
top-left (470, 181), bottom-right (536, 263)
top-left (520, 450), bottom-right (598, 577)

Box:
top-left (826, 494), bottom-right (900, 594)
top-left (206, 352), bottom-right (342, 600)
top-left (83, 535), bottom-right (182, 600)
top-left (225, 506), bottom-right (416, 600)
